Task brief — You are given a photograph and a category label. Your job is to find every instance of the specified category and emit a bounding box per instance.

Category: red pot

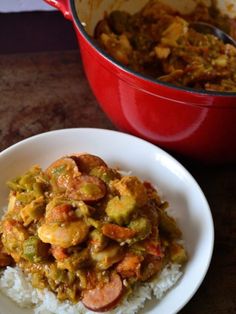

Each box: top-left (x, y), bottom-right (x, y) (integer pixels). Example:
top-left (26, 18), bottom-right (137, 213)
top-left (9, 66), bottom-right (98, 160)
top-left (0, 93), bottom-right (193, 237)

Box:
top-left (44, 0), bottom-right (236, 163)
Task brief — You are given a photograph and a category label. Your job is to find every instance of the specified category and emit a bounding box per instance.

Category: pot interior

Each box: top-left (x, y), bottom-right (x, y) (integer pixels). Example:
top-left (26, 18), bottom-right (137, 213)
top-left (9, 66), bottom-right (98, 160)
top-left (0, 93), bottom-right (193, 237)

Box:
top-left (75, 0), bottom-right (236, 35)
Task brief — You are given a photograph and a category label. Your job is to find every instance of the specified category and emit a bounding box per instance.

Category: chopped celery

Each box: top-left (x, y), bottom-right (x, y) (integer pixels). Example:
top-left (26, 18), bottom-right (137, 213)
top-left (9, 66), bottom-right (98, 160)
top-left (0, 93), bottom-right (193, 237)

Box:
top-left (20, 196), bottom-right (45, 226)
top-left (105, 195), bottom-right (136, 225)
top-left (23, 236), bottom-right (49, 262)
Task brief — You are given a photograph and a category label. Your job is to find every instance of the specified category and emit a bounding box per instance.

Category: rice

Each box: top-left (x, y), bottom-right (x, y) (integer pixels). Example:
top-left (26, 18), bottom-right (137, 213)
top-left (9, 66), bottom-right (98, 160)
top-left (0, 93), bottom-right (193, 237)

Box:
top-left (0, 264), bottom-right (182, 314)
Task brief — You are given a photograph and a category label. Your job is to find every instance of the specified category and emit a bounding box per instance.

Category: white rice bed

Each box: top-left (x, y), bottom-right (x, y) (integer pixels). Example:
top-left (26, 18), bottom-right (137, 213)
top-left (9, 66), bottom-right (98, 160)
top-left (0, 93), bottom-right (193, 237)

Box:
top-left (0, 264), bottom-right (182, 314)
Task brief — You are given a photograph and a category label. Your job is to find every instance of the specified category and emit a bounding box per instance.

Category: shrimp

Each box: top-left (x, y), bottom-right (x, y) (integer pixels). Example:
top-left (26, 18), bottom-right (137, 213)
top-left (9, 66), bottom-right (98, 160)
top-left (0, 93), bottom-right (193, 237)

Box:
top-left (51, 245), bottom-right (68, 261)
top-left (101, 223), bottom-right (136, 241)
top-left (116, 253), bottom-right (143, 278)
top-left (38, 220), bottom-right (89, 248)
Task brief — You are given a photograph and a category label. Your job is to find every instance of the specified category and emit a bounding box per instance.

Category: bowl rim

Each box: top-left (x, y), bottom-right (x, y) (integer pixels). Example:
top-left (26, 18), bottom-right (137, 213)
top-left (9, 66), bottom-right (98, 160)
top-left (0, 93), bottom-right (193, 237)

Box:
top-left (70, 0), bottom-right (236, 98)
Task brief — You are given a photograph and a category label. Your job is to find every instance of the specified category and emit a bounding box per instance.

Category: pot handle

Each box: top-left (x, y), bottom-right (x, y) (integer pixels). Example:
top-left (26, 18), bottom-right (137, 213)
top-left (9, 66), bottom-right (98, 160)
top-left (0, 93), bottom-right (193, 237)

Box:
top-left (43, 0), bottom-right (72, 20)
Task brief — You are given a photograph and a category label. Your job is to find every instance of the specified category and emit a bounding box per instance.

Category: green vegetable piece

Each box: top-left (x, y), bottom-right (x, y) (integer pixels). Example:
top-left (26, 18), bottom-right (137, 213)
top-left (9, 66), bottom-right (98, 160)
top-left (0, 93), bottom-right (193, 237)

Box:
top-left (7, 166), bottom-right (45, 192)
top-left (105, 195), bottom-right (136, 225)
top-left (20, 196), bottom-right (45, 226)
top-left (33, 182), bottom-right (44, 197)
top-left (89, 229), bottom-right (108, 252)
top-left (170, 242), bottom-right (188, 264)
top-left (90, 166), bottom-right (120, 184)
top-left (76, 269), bottom-right (87, 289)
top-left (129, 242), bottom-right (146, 255)
top-left (86, 217), bottom-right (102, 229)
top-left (57, 248), bottom-right (90, 271)
top-left (19, 173), bottom-right (35, 191)
top-left (18, 166), bottom-right (42, 191)
top-left (79, 183), bottom-right (101, 197)
top-left (45, 263), bottom-right (68, 285)
top-left (75, 201), bottom-right (92, 217)
top-left (129, 217), bottom-right (152, 241)
top-left (16, 192), bottom-right (35, 205)
top-left (6, 177), bottom-right (22, 192)
top-left (23, 236), bottom-right (49, 263)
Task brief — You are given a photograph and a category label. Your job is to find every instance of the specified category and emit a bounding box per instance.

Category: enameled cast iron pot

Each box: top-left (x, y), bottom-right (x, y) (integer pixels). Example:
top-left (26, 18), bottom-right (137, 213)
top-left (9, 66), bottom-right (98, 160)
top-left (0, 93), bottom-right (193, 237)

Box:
top-left (44, 0), bottom-right (236, 163)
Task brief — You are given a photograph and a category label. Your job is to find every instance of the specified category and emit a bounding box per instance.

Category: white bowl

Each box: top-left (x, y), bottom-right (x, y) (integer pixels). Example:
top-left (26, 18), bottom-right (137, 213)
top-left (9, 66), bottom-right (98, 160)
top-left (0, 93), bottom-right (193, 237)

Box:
top-left (0, 128), bottom-right (214, 314)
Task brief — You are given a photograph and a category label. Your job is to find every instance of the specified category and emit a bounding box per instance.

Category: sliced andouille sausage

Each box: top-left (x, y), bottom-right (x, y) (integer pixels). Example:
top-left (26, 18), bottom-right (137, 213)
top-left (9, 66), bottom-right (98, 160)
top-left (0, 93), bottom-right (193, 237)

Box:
top-left (71, 154), bottom-right (107, 174)
top-left (82, 272), bottom-right (123, 312)
top-left (45, 157), bottom-right (80, 191)
top-left (67, 175), bottom-right (107, 202)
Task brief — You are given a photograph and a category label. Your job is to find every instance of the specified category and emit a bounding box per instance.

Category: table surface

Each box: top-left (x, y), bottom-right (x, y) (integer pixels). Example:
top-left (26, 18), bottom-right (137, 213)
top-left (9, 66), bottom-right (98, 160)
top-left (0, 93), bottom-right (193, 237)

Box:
top-left (0, 11), bottom-right (235, 314)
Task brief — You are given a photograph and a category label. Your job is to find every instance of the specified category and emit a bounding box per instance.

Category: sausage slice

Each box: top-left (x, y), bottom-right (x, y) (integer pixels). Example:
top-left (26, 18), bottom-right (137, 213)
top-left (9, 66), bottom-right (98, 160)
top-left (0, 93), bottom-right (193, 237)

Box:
top-left (82, 273), bottom-right (123, 312)
top-left (71, 154), bottom-right (107, 174)
top-left (67, 175), bottom-right (107, 202)
top-left (45, 157), bottom-right (80, 191)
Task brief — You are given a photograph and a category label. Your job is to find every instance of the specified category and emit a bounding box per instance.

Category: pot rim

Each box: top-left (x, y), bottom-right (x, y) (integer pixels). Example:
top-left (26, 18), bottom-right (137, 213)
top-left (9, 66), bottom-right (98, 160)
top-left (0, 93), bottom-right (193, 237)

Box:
top-left (70, 0), bottom-right (236, 99)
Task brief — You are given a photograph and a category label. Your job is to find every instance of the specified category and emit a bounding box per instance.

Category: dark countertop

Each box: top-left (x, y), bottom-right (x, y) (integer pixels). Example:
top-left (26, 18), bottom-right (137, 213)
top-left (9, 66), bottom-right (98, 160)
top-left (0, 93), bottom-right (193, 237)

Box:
top-left (0, 11), bottom-right (235, 314)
